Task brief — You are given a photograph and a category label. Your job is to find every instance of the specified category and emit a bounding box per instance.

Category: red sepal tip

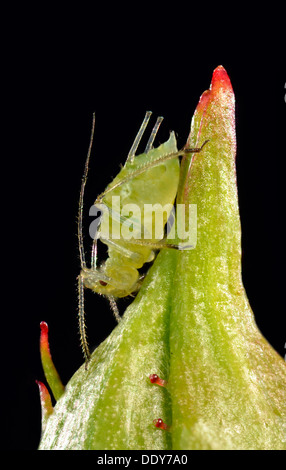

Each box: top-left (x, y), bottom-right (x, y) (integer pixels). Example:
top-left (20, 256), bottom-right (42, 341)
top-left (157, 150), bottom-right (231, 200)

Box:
top-left (36, 380), bottom-right (53, 418)
top-left (39, 321), bottom-right (65, 401)
top-left (40, 321), bottom-right (51, 357)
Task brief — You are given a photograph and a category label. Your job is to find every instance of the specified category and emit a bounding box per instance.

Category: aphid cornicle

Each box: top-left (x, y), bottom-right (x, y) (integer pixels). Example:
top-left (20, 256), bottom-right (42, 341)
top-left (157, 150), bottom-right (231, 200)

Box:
top-left (78, 111), bottom-right (208, 362)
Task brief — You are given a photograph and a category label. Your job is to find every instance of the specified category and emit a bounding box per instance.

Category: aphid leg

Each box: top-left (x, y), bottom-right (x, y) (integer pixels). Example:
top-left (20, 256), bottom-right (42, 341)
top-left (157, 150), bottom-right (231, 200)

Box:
top-left (101, 237), bottom-right (145, 265)
top-left (108, 296), bottom-right (121, 323)
top-left (144, 116), bottom-right (164, 153)
top-left (78, 273), bottom-right (91, 364)
top-left (125, 111), bottom-right (152, 165)
top-left (184, 139), bottom-right (210, 153)
top-left (91, 235), bottom-right (98, 270)
top-left (127, 239), bottom-right (193, 251)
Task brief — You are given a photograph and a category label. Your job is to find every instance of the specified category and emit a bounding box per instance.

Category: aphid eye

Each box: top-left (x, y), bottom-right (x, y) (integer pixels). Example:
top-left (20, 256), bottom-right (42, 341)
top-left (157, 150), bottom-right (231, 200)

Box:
top-left (99, 280), bottom-right (108, 286)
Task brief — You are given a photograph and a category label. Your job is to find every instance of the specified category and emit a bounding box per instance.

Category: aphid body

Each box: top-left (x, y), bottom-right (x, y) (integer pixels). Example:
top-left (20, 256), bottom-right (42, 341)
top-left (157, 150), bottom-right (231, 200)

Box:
top-left (78, 112), bottom-right (208, 361)
top-left (81, 130), bottom-right (180, 299)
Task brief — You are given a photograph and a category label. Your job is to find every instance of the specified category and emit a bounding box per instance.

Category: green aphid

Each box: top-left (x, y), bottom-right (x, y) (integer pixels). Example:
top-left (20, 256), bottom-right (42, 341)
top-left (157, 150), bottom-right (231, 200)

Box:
top-left (77, 112), bottom-right (207, 362)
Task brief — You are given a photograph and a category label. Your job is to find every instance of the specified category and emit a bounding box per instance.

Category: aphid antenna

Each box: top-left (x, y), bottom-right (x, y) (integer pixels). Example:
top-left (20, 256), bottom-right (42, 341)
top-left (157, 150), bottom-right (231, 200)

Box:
top-left (78, 112), bottom-right (96, 269)
top-left (125, 111), bottom-right (152, 165)
top-left (77, 113), bottom-right (96, 365)
top-left (78, 274), bottom-right (90, 363)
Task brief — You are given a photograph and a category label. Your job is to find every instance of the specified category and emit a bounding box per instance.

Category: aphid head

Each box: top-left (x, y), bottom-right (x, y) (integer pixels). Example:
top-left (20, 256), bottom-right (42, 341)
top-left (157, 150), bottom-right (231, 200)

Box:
top-left (80, 265), bottom-right (139, 298)
top-left (80, 268), bottom-right (113, 295)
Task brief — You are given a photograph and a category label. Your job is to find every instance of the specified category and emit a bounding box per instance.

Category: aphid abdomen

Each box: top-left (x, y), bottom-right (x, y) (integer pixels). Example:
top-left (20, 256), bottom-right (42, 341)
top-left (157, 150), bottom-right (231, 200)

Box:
top-left (103, 132), bottom-right (180, 245)
top-left (105, 132), bottom-right (179, 209)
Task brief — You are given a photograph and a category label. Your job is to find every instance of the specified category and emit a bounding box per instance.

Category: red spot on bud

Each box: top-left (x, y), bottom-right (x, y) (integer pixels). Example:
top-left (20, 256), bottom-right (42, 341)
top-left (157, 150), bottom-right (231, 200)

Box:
top-left (153, 418), bottom-right (170, 431)
top-left (149, 374), bottom-right (167, 387)
top-left (99, 280), bottom-right (107, 286)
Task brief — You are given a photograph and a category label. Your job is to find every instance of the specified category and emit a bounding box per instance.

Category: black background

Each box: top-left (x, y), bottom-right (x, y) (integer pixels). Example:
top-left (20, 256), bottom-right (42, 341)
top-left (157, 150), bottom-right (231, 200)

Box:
top-left (3, 6), bottom-right (286, 450)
